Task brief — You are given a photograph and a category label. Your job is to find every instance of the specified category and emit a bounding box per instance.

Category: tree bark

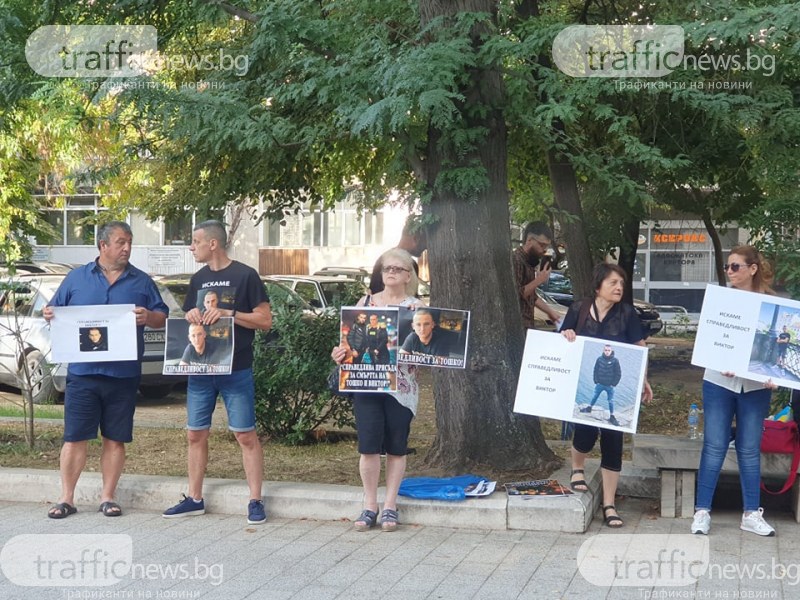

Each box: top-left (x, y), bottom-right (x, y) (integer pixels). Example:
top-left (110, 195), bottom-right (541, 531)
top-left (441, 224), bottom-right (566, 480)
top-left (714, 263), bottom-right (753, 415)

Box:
top-left (617, 212), bottom-right (642, 304)
top-left (420, 0), bottom-right (558, 472)
top-left (546, 148), bottom-right (595, 300)
top-left (700, 201), bottom-right (727, 287)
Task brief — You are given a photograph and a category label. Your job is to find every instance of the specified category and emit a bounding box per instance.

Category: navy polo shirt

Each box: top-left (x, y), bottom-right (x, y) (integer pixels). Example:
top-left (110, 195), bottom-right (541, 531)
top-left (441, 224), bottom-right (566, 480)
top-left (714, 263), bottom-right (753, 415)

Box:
top-left (50, 260), bottom-right (169, 378)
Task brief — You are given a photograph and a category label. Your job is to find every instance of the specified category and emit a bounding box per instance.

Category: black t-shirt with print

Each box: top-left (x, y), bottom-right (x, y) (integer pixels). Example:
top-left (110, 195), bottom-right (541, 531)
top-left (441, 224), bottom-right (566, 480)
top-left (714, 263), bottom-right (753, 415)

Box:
top-left (184, 261), bottom-right (270, 370)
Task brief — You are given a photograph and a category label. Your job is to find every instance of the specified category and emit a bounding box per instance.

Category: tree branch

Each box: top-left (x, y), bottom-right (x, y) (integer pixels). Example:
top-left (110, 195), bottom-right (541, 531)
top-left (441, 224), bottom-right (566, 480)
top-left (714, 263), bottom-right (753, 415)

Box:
top-left (203, 0), bottom-right (259, 23)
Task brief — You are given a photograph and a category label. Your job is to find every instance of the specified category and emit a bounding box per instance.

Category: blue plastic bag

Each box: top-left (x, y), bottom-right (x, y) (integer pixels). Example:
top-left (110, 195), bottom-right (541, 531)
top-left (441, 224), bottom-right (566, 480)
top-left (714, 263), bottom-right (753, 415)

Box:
top-left (398, 475), bottom-right (485, 501)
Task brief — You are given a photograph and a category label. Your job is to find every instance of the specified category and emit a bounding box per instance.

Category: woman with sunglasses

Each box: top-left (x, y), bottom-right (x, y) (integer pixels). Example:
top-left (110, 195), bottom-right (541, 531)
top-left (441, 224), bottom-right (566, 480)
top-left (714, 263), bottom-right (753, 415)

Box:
top-left (331, 248), bottom-right (422, 532)
top-left (561, 263), bottom-right (653, 528)
top-left (691, 245), bottom-right (778, 537)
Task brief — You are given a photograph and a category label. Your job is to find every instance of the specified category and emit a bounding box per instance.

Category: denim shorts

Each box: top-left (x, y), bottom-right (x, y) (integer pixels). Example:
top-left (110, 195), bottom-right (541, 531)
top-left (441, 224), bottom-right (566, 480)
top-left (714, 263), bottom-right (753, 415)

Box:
top-left (186, 368), bottom-right (256, 432)
top-left (64, 374), bottom-right (139, 443)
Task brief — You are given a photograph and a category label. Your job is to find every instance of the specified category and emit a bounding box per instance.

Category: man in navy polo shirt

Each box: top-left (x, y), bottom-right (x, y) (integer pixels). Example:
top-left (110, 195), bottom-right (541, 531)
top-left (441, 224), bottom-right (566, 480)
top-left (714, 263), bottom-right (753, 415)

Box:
top-left (43, 221), bottom-right (168, 519)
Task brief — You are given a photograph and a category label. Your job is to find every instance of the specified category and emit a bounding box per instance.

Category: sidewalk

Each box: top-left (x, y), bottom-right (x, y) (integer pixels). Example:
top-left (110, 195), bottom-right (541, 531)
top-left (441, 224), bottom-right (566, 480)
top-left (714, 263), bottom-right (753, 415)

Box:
top-left (0, 495), bottom-right (796, 599)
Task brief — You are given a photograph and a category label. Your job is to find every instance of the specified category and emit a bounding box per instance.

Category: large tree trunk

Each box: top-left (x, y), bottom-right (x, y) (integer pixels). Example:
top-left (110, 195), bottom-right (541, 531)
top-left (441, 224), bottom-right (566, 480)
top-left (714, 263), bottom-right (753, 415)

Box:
top-left (421, 0), bottom-right (558, 472)
top-left (546, 147), bottom-right (594, 299)
top-left (618, 213), bottom-right (642, 303)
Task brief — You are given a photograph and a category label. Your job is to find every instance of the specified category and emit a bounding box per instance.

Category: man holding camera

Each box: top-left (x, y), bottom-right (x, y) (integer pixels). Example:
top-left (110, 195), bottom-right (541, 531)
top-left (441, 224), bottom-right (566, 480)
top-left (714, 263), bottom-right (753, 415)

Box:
top-left (512, 221), bottom-right (561, 330)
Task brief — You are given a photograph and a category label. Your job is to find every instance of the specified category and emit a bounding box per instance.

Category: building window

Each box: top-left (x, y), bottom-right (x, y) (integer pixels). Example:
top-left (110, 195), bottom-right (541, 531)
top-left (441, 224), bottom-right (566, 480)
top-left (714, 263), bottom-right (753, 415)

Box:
top-left (43, 211), bottom-right (64, 245)
top-left (164, 215), bottom-right (193, 245)
top-left (129, 212), bottom-right (161, 246)
top-left (66, 211), bottom-right (95, 246)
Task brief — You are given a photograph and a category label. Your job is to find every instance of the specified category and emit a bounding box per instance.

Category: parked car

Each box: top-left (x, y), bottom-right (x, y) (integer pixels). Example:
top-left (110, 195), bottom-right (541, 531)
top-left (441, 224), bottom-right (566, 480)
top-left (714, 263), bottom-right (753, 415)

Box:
top-left (312, 266), bottom-right (371, 288)
top-left (0, 261), bottom-right (77, 275)
top-left (539, 271), bottom-right (663, 337)
top-left (656, 305), bottom-right (699, 335)
top-left (270, 275), bottom-right (366, 310)
top-left (533, 289), bottom-right (569, 331)
top-left (0, 274), bottom-right (68, 404)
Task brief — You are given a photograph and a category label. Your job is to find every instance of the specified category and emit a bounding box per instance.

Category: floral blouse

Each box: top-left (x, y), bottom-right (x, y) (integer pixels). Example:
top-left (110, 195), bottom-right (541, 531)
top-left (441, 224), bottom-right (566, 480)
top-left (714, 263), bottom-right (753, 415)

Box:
top-left (364, 294), bottom-right (422, 415)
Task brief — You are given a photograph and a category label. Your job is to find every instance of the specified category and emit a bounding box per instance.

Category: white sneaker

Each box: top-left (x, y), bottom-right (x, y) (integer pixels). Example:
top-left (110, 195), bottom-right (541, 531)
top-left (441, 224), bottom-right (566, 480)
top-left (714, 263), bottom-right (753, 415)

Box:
top-left (740, 508), bottom-right (775, 537)
top-left (691, 509), bottom-right (711, 535)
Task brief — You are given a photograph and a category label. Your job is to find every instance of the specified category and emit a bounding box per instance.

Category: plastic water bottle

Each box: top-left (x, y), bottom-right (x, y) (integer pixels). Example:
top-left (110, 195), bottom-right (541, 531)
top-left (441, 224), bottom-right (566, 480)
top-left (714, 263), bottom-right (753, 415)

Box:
top-left (688, 404), bottom-right (700, 440)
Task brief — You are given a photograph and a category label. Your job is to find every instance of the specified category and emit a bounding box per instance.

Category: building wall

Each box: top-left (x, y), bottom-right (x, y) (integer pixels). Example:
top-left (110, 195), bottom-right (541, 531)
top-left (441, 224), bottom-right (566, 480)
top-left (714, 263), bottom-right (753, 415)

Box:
top-left (634, 219), bottom-right (747, 311)
top-left (33, 195), bottom-right (409, 276)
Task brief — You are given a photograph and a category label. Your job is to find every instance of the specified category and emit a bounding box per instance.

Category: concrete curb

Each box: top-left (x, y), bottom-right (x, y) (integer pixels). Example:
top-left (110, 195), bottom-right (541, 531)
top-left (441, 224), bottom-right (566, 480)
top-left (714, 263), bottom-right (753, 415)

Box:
top-left (0, 460), bottom-right (605, 532)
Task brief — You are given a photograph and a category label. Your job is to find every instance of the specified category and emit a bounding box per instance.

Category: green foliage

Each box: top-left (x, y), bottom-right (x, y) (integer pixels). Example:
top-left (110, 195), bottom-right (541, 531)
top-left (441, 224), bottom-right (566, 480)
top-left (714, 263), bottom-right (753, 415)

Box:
top-left (252, 303), bottom-right (354, 445)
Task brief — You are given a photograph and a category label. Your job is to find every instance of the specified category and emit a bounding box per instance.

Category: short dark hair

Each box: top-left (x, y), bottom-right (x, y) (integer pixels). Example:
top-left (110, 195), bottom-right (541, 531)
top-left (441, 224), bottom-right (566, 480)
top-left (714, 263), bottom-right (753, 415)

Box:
top-left (591, 263), bottom-right (627, 294)
top-left (522, 221), bottom-right (553, 243)
top-left (97, 221), bottom-right (132, 250)
top-left (194, 220), bottom-right (228, 248)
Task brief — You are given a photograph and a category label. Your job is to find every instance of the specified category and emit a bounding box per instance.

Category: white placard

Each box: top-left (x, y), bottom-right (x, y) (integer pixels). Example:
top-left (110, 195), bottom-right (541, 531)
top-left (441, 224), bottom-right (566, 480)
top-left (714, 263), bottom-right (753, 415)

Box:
top-left (691, 284), bottom-right (800, 389)
top-left (514, 329), bottom-right (648, 434)
top-left (50, 304), bottom-right (137, 362)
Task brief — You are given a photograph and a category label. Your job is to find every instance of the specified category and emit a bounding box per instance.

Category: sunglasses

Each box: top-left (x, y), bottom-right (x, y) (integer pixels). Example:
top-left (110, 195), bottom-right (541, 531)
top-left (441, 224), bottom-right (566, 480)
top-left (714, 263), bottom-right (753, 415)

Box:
top-left (723, 262), bottom-right (750, 273)
top-left (382, 265), bottom-right (409, 274)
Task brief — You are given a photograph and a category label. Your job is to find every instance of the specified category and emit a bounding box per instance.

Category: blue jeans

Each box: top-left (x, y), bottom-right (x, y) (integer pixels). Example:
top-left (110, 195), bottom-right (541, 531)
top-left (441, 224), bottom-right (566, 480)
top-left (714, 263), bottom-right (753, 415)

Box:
top-left (590, 384), bottom-right (615, 413)
top-left (187, 368), bottom-right (256, 432)
top-left (695, 380), bottom-right (771, 512)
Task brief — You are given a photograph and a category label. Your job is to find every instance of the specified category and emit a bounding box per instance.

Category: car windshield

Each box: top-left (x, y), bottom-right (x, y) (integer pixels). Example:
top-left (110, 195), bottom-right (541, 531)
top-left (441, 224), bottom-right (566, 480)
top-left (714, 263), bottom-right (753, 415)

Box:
top-left (319, 281), bottom-right (363, 306)
top-left (263, 280), bottom-right (312, 310)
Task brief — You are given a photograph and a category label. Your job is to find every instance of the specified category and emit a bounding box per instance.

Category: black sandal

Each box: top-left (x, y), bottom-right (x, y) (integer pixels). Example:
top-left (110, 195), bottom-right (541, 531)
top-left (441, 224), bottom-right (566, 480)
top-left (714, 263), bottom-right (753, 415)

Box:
top-left (570, 469), bottom-right (588, 492)
top-left (603, 505), bottom-right (623, 528)
top-left (48, 502), bottom-right (77, 519)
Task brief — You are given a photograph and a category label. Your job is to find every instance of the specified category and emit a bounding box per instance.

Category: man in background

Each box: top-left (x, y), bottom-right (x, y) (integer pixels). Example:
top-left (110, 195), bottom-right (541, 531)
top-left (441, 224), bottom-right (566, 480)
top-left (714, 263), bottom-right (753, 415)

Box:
top-left (512, 221), bottom-right (561, 330)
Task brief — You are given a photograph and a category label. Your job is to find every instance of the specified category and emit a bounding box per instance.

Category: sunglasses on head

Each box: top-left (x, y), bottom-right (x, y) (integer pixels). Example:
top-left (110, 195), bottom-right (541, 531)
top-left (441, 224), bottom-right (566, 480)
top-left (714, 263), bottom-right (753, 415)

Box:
top-left (723, 262), bottom-right (750, 273)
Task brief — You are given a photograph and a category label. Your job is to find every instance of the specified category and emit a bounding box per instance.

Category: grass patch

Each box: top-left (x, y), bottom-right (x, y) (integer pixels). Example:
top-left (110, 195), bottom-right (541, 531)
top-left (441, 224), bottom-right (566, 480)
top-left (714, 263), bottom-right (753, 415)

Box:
top-left (0, 405), bottom-right (64, 420)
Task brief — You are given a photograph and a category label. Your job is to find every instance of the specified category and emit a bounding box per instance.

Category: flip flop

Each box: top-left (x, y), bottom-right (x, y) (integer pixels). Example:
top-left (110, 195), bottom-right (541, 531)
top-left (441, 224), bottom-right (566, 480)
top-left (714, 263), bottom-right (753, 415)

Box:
top-left (98, 501), bottom-right (123, 517)
top-left (48, 502), bottom-right (77, 519)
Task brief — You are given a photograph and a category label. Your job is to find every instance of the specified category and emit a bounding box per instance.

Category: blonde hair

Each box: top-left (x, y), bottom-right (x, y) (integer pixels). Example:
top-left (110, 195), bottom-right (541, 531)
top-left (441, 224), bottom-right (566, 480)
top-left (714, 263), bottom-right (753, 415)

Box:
top-left (378, 248), bottom-right (419, 297)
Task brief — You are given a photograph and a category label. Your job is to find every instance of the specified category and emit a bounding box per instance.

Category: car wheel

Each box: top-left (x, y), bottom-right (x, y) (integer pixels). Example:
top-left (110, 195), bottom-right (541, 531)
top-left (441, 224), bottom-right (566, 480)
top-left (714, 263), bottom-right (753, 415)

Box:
top-left (21, 350), bottom-right (57, 405)
top-left (138, 384), bottom-right (174, 400)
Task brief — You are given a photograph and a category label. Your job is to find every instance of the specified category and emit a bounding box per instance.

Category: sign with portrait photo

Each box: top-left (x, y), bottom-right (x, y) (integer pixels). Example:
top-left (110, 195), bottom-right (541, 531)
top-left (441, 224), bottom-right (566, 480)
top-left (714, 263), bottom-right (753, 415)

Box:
top-left (691, 284), bottom-right (800, 390)
top-left (162, 318), bottom-right (234, 375)
top-left (339, 307), bottom-right (398, 392)
top-left (50, 304), bottom-right (137, 363)
top-left (397, 306), bottom-right (470, 368)
top-left (514, 329), bottom-right (648, 434)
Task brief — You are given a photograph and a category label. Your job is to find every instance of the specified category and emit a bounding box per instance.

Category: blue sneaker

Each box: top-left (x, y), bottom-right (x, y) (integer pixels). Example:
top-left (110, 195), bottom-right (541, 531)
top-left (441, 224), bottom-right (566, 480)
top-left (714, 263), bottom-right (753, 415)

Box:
top-left (247, 499), bottom-right (267, 524)
top-left (163, 494), bottom-right (205, 518)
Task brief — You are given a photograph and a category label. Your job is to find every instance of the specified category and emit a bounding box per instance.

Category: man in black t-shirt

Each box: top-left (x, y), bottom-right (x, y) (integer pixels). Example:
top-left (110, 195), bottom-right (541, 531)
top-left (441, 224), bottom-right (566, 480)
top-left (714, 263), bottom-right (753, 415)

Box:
top-left (180, 324), bottom-right (225, 366)
top-left (163, 220), bottom-right (272, 525)
top-left (400, 309), bottom-right (452, 357)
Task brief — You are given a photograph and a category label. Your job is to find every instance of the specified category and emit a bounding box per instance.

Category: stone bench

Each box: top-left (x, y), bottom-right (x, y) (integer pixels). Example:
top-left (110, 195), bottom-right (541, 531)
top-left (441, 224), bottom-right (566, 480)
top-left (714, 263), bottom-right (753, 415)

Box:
top-left (632, 433), bottom-right (800, 520)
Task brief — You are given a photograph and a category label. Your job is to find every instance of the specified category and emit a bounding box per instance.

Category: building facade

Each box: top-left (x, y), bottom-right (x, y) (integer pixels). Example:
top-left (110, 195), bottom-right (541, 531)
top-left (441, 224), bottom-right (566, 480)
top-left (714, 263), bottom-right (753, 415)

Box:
top-left (33, 194), bottom-right (409, 276)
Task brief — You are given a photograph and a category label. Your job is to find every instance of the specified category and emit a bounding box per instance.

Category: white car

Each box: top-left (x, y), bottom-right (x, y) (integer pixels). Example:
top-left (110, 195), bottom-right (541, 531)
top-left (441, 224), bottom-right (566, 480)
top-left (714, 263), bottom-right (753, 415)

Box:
top-left (0, 274), bottom-right (68, 404)
top-left (270, 275), bottom-right (367, 310)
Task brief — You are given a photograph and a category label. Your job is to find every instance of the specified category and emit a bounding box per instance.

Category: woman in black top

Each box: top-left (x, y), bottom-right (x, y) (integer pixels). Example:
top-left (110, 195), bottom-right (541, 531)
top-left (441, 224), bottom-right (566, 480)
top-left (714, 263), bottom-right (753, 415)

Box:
top-left (560, 263), bottom-right (653, 527)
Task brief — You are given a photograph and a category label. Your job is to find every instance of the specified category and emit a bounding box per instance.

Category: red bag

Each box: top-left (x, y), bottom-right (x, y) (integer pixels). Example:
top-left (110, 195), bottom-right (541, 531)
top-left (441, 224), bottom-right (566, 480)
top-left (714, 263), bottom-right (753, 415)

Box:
top-left (760, 420), bottom-right (800, 495)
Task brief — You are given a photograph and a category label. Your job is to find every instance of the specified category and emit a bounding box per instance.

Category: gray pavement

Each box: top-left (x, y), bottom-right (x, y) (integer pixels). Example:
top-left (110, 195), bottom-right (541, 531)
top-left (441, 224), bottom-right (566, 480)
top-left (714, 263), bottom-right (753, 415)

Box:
top-left (0, 496), bottom-right (798, 599)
